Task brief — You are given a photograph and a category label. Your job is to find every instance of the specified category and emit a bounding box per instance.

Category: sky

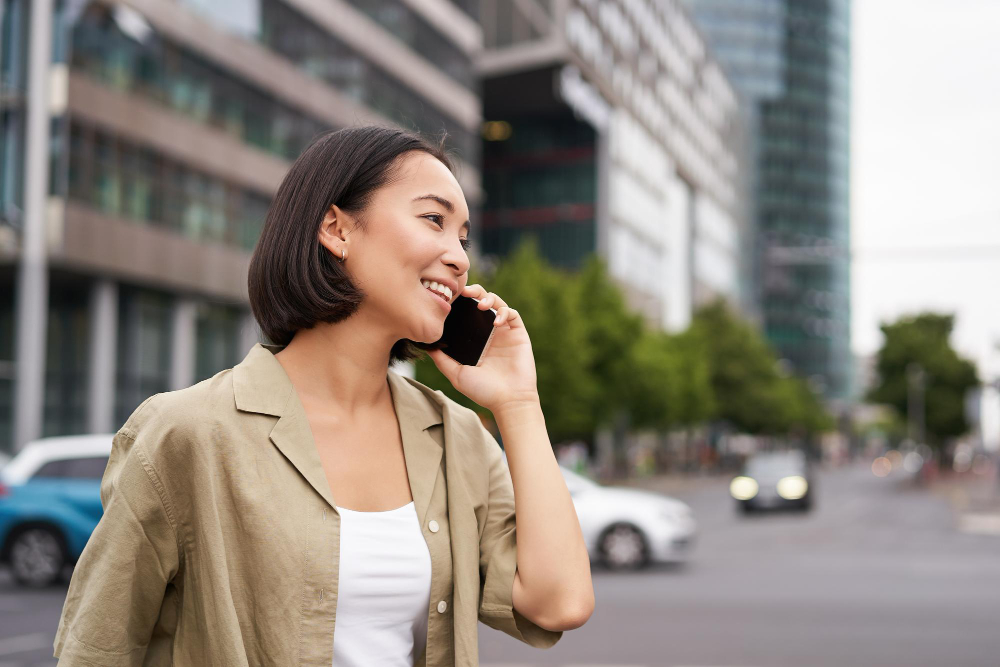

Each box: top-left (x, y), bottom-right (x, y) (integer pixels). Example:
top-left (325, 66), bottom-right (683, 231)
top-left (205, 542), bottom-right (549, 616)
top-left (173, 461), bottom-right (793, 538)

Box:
top-left (851, 0), bottom-right (1000, 443)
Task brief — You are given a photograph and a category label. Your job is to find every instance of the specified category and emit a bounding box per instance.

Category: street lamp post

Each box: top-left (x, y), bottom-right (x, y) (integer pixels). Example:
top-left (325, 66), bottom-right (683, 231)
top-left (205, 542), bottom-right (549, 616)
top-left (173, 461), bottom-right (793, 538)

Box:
top-left (907, 362), bottom-right (926, 448)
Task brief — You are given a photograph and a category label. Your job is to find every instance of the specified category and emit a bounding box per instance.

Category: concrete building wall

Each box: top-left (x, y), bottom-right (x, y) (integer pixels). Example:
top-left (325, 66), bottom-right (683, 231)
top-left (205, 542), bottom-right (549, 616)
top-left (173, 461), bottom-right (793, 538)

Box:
top-left (0, 0), bottom-right (482, 452)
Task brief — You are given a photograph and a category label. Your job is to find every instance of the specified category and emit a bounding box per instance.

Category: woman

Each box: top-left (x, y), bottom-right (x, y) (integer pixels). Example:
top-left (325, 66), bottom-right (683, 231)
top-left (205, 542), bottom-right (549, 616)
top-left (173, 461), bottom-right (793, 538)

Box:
top-left (54, 126), bottom-right (594, 666)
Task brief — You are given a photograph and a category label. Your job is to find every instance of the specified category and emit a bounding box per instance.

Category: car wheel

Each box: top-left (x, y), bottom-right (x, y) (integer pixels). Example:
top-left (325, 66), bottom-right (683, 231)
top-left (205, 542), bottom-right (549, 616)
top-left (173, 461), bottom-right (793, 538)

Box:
top-left (739, 502), bottom-right (755, 514)
top-left (599, 523), bottom-right (647, 570)
top-left (9, 527), bottom-right (67, 587)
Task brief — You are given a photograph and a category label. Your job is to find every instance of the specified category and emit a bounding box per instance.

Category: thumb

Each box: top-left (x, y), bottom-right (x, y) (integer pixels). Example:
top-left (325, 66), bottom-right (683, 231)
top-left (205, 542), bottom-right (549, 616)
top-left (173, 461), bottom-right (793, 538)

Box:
top-left (427, 348), bottom-right (462, 384)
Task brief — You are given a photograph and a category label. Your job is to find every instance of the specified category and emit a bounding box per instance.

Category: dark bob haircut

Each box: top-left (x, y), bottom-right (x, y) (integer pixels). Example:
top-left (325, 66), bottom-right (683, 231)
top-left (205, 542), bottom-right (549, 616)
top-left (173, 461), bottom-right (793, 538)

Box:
top-left (247, 125), bottom-right (456, 365)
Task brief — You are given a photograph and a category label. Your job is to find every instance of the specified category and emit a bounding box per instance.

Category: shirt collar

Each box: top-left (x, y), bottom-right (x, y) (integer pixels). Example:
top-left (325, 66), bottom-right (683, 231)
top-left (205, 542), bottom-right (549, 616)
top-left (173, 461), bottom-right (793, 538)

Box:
top-left (232, 342), bottom-right (445, 517)
top-left (232, 342), bottom-right (443, 433)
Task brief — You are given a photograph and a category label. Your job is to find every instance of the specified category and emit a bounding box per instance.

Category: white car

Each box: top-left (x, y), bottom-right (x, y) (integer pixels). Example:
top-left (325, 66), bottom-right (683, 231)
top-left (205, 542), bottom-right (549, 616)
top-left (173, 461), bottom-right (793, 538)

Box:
top-left (559, 466), bottom-right (697, 570)
top-left (0, 435), bottom-right (114, 485)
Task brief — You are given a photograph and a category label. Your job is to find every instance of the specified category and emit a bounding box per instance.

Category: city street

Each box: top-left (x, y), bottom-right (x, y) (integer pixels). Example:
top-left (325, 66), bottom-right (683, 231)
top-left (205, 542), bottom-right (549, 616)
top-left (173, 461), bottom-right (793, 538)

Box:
top-left (2, 463), bottom-right (999, 666)
top-left (479, 462), bottom-right (1000, 667)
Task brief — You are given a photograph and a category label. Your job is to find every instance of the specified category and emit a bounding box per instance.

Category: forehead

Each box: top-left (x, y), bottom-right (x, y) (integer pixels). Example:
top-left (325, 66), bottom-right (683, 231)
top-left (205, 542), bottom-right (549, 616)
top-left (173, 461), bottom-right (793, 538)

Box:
top-left (388, 152), bottom-right (467, 212)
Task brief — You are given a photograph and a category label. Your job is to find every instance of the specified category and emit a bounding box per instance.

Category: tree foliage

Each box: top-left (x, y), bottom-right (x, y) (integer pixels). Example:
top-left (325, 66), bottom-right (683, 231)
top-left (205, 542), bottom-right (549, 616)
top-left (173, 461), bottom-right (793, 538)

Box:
top-left (416, 245), bottom-right (831, 443)
top-left (866, 312), bottom-right (979, 447)
top-left (690, 300), bottom-right (830, 434)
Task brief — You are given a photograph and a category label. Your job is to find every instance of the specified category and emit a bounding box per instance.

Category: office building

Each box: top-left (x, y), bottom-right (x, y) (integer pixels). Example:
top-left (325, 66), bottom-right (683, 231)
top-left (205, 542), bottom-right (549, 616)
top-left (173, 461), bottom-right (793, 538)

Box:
top-left (683, 0), bottom-right (852, 399)
top-left (0, 0), bottom-right (482, 451)
top-left (477, 0), bottom-right (750, 332)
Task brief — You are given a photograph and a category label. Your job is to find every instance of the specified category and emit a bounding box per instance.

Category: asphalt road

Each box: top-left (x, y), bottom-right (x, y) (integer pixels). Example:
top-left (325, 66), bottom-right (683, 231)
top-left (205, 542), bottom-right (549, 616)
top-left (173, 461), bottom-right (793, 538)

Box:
top-left (478, 462), bottom-right (1000, 667)
top-left (2, 462), bottom-right (998, 666)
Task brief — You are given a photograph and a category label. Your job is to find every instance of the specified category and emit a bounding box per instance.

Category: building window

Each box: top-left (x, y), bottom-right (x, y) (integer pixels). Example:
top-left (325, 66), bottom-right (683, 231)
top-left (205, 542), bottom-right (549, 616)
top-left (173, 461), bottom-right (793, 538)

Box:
top-left (195, 302), bottom-right (243, 382)
top-left (43, 275), bottom-right (90, 437)
top-left (68, 121), bottom-right (269, 251)
top-left (70, 5), bottom-right (329, 161)
top-left (115, 286), bottom-right (173, 427)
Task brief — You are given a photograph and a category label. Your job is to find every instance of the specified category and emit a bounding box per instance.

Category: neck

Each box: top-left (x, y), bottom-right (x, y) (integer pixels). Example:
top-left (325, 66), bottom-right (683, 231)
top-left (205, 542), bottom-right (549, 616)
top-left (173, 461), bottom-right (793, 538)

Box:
top-left (272, 314), bottom-right (400, 417)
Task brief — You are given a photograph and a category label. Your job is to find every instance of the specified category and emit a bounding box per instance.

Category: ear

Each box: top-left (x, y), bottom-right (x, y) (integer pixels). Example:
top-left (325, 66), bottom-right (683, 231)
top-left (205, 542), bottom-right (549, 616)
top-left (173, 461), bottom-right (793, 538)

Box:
top-left (317, 204), bottom-right (351, 256)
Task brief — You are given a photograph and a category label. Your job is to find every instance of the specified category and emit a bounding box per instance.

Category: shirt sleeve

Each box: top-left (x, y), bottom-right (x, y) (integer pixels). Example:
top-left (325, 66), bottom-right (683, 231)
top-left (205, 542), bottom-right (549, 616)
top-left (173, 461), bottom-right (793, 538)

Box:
top-left (476, 423), bottom-right (563, 649)
top-left (54, 396), bottom-right (181, 666)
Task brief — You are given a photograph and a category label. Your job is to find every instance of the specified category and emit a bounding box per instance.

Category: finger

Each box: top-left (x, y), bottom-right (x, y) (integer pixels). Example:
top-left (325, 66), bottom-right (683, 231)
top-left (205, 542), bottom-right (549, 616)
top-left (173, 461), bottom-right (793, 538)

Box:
top-left (427, 348), bottom-right (461, 383)
top-left (479, 292), bottom-right (504, 310)
top-left (486, 292), bottom-right (508, 310)
top-left (505, 308), bottom-right (522, 329)
top-left (462, 284), bottom-right (487, 299)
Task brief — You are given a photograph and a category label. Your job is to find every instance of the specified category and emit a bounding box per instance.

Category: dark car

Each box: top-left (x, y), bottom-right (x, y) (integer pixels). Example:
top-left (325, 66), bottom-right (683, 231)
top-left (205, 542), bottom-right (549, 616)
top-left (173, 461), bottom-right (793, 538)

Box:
top-left (730, 450), bottom-right (813, 513)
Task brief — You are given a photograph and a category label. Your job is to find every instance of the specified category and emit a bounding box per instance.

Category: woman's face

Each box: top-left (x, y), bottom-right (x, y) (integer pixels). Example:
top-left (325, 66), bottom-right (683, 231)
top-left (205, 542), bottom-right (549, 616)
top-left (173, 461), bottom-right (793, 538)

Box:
top-left (320, 151), bottom-right (472, 344)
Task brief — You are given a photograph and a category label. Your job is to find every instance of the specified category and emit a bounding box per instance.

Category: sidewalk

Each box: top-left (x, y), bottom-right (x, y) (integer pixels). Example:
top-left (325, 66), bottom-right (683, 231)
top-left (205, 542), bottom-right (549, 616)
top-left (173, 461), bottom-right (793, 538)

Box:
top-left (928, 467), bottom-right (1000, 536)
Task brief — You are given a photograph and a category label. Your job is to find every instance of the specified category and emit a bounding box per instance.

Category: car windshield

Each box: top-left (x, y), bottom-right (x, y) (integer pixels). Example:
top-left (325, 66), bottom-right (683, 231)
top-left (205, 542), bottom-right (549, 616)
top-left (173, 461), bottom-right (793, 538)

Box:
top-left (745, 453), bottom-right (805, 476)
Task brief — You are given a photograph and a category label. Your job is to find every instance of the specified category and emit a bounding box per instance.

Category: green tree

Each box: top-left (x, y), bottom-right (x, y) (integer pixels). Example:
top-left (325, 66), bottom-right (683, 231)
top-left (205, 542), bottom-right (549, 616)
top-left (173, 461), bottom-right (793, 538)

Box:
top-left (690, 300), bottom-right (829, 434)
top-left (668, 329), bottom-right (716, 428)
top-left (626, 329), bottom-right (683, 431)
top-left (574, 255), bottom-right (646, 431)
top-left (866, 313), bottom-right (979, 452)
top-left (626, 329), bottom-right (715, 431)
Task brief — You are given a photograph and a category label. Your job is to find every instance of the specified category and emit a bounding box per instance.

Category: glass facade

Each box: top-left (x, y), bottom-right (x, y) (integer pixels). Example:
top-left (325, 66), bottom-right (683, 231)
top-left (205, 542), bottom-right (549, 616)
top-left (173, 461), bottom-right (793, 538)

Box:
top-left (70, 5), bottom-right (331, 162)
top-left (115, 286), bottom-right (173, 428)
top-left (0, 0), bottom-right (30, 229)
top-left (68, 121), bottom-right (270, 251)
top-left (0, 274), bottom-right (14, 452)
top-left (258, 0), bottom-right (478, 164)
top-left (347, 0), bottom-right (474, 90)
top-left (42, 274), bottom-right (90, 437)
top-left (445, 0), bottom-right (479, 22)
top-left (684, 0), bottom-right (852, 399)
top-left (481, 116), bottom-right (597, 270)
top-left (3, 0), bottom-right (476, 450)
top-left (195, 301), bottom-right (243, 382)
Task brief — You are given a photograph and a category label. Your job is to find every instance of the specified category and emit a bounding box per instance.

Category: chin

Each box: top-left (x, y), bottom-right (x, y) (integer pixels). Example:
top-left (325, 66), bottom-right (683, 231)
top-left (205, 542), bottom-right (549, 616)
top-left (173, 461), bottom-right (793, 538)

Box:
top-left (412, 320), bottom-right (445, 345)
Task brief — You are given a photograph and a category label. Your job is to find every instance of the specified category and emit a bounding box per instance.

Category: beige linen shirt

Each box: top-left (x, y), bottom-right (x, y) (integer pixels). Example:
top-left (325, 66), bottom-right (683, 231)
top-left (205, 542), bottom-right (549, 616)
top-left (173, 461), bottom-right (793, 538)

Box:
top-left (54, 342), bottom-right (562, 666)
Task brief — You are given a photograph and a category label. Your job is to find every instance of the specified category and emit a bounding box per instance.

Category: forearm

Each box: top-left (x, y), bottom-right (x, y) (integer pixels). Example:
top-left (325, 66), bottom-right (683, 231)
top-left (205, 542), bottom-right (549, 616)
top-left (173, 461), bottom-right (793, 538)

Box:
top-left (494, 399), bottom-right (594, 629)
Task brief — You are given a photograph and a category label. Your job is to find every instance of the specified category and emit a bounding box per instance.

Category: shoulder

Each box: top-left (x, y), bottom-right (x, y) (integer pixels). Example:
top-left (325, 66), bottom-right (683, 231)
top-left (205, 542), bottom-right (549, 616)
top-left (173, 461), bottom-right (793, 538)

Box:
top-left (117, 369), bottom-right (239, 458)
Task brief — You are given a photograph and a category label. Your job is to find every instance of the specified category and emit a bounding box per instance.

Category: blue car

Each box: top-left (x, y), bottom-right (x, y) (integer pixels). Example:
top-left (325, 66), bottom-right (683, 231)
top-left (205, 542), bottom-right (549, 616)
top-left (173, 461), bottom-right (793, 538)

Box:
top-left (0, 434), bottom-right (114, 587)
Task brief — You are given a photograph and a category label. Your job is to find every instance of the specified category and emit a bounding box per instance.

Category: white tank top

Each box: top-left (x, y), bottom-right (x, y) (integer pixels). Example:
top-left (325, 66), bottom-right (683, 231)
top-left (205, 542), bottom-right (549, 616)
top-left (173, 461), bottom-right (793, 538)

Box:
top-left (331, 501), bottom-right (433, 667)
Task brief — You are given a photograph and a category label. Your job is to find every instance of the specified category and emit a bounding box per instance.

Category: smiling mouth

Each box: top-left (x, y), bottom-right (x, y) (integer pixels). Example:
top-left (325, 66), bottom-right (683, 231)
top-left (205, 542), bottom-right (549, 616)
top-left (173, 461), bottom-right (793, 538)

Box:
top-left (423, 285), bottom-right (452, 313)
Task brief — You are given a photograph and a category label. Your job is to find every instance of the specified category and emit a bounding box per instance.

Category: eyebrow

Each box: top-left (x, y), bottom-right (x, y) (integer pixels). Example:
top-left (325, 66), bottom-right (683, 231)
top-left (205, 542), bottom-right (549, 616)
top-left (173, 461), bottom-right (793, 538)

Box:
top-left (412, 194), bottom-right (471, 234)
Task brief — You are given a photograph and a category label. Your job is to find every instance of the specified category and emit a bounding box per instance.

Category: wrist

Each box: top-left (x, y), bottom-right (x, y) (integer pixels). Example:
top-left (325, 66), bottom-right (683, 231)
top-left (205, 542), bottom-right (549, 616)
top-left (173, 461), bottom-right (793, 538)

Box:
top-left (492, 395), bottom-right (542, 421)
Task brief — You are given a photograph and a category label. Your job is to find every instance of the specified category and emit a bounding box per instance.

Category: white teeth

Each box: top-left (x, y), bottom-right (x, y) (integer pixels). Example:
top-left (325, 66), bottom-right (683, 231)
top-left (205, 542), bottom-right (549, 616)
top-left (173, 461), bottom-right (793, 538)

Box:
top-left (420, 280), bottom-right (452, 301)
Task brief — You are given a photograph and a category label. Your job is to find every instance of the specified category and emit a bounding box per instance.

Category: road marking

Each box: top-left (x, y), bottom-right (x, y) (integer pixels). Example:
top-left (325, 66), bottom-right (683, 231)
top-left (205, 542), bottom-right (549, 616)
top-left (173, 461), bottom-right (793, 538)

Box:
top-left (0, 632), bottom-right (49, 656)
top-left (958, 512), bottom-right (1000, 536)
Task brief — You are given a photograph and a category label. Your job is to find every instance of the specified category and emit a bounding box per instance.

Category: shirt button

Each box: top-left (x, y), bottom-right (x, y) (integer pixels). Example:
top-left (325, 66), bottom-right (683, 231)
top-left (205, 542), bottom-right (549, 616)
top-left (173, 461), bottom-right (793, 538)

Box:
top-left (428, 520), bottom-right (440, 533)
top-left (437, 600), bottom-right (448, 614)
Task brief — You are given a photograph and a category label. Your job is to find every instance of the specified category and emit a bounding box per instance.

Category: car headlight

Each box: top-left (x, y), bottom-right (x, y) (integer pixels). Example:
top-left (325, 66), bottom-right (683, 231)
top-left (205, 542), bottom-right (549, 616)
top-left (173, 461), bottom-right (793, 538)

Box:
top-left (776, 475), bottom-right (808, 500)
top-left (730, 476), bottom-right (758, 500)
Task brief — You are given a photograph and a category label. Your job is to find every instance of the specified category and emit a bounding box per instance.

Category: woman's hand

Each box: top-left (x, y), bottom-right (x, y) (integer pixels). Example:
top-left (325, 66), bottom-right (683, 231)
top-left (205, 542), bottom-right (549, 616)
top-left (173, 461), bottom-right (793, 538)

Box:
top-left (426, 284), bottom-right (538, 412)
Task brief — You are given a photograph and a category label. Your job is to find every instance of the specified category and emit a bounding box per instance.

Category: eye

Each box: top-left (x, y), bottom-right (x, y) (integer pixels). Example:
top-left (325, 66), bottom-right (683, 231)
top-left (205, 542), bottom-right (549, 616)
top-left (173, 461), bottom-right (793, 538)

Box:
top-left (424, 215), bottom-right (472, 251)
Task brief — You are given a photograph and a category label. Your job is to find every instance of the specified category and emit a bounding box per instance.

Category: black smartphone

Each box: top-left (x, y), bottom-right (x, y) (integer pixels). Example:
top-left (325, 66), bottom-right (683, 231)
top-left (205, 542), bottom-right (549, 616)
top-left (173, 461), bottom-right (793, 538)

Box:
top-left (431, 295), bottom-right (498, 366)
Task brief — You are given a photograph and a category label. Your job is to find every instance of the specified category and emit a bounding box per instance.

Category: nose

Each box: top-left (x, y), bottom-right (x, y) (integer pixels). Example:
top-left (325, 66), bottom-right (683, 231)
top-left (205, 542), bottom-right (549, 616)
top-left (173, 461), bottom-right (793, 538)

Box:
top-left (442, 236), bottom-right (470, 276)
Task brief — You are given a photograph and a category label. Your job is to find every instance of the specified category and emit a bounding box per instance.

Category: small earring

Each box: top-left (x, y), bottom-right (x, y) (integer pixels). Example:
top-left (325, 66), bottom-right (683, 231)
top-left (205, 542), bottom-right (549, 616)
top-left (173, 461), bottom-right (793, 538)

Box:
top-left (338, 247), bottom-right (347, 263)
